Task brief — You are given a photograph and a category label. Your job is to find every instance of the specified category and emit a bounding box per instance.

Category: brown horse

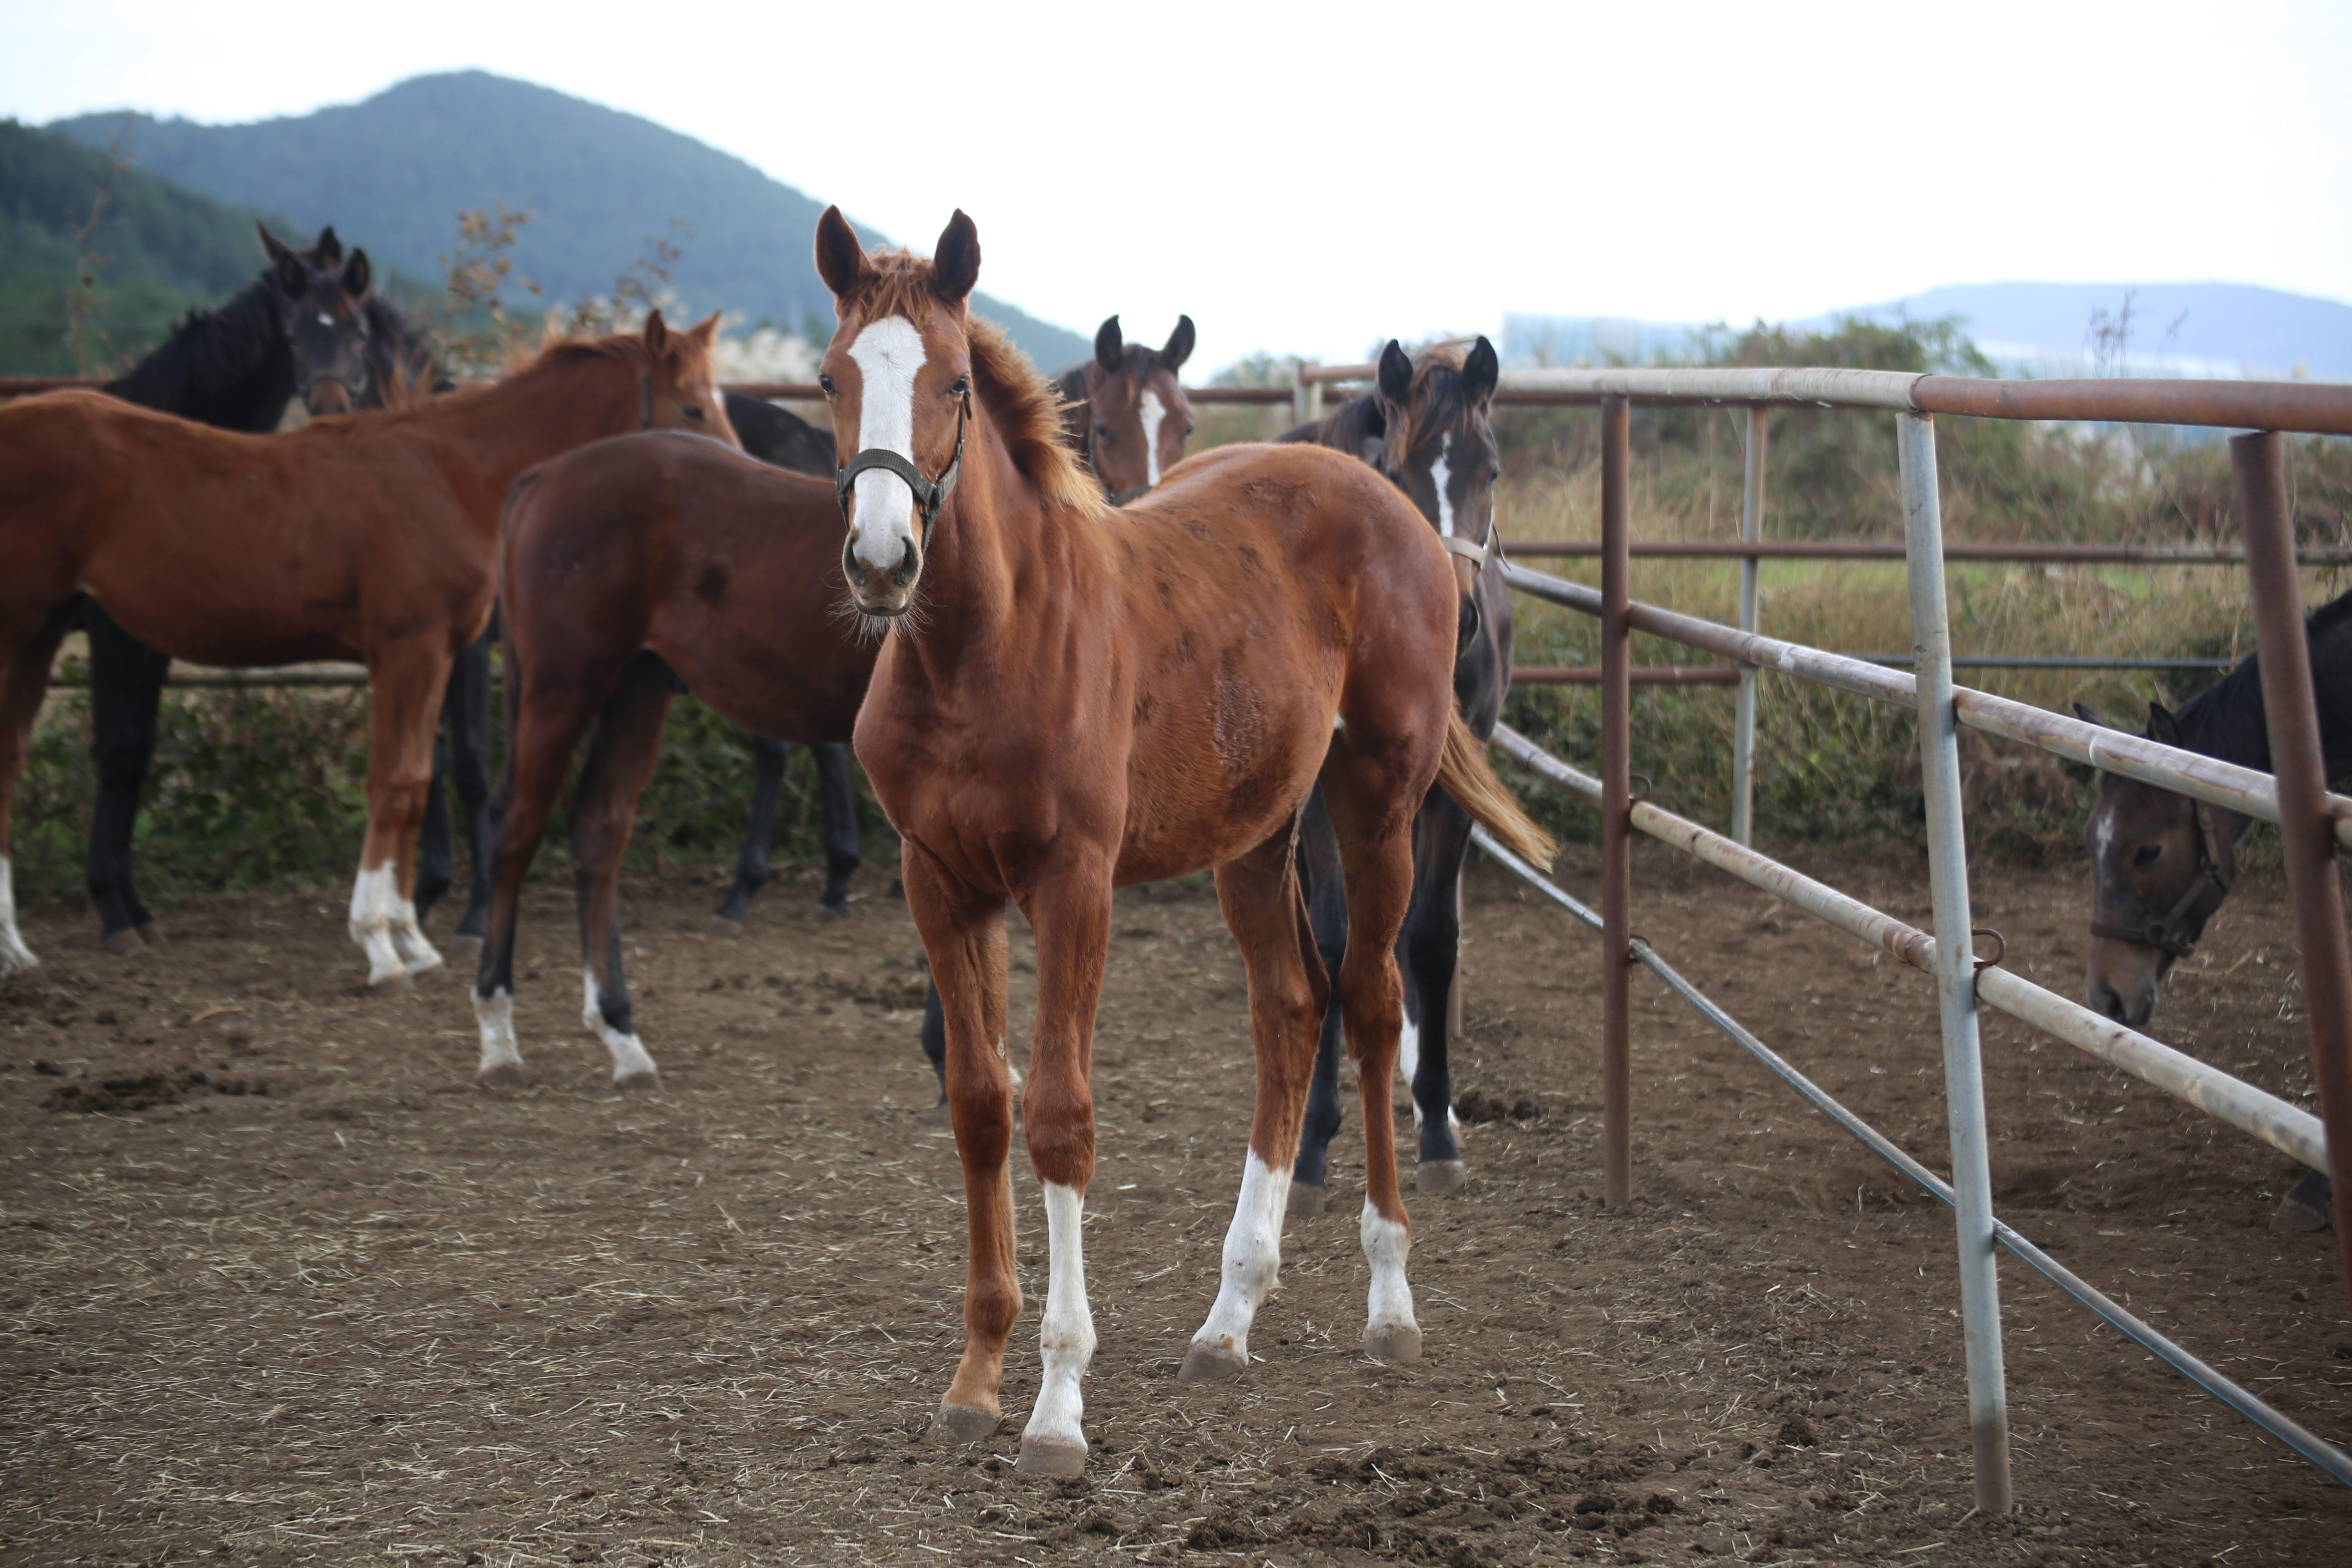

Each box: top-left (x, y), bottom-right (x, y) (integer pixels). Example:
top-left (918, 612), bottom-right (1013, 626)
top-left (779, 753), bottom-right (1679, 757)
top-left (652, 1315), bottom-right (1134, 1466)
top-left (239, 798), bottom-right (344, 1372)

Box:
top-left (813, 208), bottom-right (1554, 1474)
top-left (472, 433), bottom-right (871, 1087)
top-left (0, 312), bottom-right (732, 987)
top-left (1052, 314), bottom-right (1196, 503)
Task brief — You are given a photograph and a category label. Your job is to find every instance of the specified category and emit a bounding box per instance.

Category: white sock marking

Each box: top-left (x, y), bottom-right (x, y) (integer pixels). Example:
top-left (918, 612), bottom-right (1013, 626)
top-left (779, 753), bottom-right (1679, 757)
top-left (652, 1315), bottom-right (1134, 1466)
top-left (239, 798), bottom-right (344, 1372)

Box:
top-left (846, 316), bottom-right (926, 573)
top-left (473, 987), bottom-right (524, 1078)
top-left (581, 966), bottom-right (659, 1084)
top-left (347, 864), bottom-right (408, 987)
top-left (1189, 1150), bottom-right (1290, 1366)
top-left (1361, 1199), bottom-right (1418, 1346)
top-left (0, 856), bottom-right (38, 977)
top-left (1028, 1180), bottom-right (1096, 1454)
top-left (1431, 433), bottom-right (1455, 537)
top-left (1138, 388), bottom-right (1167, 489)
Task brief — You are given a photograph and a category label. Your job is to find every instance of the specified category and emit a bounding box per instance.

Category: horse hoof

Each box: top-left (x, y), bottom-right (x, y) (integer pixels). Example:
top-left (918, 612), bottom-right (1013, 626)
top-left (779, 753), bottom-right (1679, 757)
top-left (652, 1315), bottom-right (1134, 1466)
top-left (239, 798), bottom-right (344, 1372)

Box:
top-left (1017, 1433), bottom-right (1089, 1476)
top-left (1178, 1340), bottom-right (1247, 1383)
top-left (371, 972), bottom-right (416, 994)
top-left (134, 922), bottom-right (165, 951)
top-left (1286, 1181), bottom-right (1328, 1217)
top-left (706, 916), bottom-right (745, 938)
top-left (931, 1403), bottom-right (1000, 1443)
top-left (443, 934), bottom-right (483, 967)
top-left (615, 1068), bottom-right (664, 1094)
top-left (1364, 1323), bottom-right (1423, 1363)
top-left (814, 902), bottom-right (850, 923)
top-left (477, 1063), bottom-right (529, 1089)
top-left (1416, 1160), bottom-right (1470, 1194)
top-left (100, 928), bottom-right (146, 956)
top-left (2272, 1196), bottom-right (2333, 1232)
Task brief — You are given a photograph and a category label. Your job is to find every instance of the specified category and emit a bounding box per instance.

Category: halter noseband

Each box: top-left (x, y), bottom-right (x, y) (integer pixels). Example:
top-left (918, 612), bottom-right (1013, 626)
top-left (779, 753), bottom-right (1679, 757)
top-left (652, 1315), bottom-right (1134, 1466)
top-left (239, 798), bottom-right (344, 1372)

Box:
top-left (2091, 793), bottom-right (2237, 960)
top-left (837, 388), bottom-right (970, 547)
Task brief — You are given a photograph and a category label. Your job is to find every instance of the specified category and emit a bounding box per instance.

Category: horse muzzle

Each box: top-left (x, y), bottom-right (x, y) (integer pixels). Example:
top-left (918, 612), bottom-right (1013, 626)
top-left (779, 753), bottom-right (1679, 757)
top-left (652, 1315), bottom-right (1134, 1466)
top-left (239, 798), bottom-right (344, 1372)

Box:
top-left (844, 533), bottom-right (921, 617)
top-left (2085, 936), bottom-right (2166, 1026)
top-left (299, 375), bottom-right (361, 416)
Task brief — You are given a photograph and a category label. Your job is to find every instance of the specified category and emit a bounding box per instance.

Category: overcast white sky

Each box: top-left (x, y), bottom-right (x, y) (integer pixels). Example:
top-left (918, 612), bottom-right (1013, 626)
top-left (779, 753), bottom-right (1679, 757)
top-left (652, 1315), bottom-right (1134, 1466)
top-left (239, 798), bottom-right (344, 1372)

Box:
top-left (7, 0), bottom-right (2349, 370)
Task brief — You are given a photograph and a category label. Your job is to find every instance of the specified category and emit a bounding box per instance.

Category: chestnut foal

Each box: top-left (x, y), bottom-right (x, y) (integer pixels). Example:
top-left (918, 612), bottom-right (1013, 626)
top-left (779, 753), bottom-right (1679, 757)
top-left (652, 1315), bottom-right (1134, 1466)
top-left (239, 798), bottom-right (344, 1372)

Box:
top-left (813, 209), bottom-right (1554, 1474)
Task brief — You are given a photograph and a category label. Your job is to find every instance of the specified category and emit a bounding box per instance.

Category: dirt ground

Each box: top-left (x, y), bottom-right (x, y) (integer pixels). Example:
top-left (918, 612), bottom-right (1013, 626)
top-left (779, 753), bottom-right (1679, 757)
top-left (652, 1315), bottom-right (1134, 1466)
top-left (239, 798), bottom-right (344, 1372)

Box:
top-left (2, 840), bottom-right (2348, 1567)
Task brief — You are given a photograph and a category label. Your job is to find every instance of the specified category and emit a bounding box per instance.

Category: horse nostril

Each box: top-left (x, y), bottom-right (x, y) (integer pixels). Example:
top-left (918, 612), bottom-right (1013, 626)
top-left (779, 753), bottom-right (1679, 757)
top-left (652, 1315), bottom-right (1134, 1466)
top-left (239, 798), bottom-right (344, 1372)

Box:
top-left (892, 536), bottom-right (918, 587)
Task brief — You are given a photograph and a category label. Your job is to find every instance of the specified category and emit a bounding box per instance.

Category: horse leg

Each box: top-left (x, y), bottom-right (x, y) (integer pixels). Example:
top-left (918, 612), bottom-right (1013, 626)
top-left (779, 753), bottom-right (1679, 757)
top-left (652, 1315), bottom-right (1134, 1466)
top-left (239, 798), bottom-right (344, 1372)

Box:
top-left (1006, 855), bottom-right (1116, 1475)
top-left (570, 653), bottom-right (673, 1089)
top-left (349, 642), bottom-right (450, 989)
top-left (2274, 1169), bottom-right (2335, 1232)
top-left (812, 741), bottom-right (862, 917)
top-left (471, 647), bottom-right (602, 1087)
top-left (1183, 825), bottom-right (1328, 1381)
top-left (710, 734), bottom-right (788, 934)
top-left (903, 841), bottom-right (1016, 1448)
top-left (82, 605), bottom-right (169, 953)
top-left (1289, 784), bottom-right (1351, 1216)
top-left (1403, 792), bottom-right (1472, 1191)
top-left (1319, 757), bottom-right (1425, 1363)
top-left (1, 601), bottom-right (81, 979)
top-left (445, 630), bottom-right (495, 947)
top-left (920, 979), bottom-right (948, 1106)
top-left (414, 724), bottom-right (456, 927)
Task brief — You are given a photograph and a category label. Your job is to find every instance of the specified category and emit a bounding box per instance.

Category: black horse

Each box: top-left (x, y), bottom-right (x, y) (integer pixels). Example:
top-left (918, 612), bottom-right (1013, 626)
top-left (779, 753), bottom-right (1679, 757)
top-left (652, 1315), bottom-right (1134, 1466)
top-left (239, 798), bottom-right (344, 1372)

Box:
top-left (2080, 585), bottom-right (2352, 1232)
top-left (1279, 337), bottom-right (1507, 1208)
top-left (82, 225), bottom-right (489, 953)
top-left (701, 392), bottom-right (866, 932)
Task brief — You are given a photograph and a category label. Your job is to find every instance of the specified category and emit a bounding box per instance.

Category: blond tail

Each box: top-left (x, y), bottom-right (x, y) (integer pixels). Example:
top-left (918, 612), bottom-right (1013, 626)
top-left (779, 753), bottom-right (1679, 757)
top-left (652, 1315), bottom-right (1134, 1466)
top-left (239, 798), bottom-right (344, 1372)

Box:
top-left (1437, 710), bottom-right (1557, 869)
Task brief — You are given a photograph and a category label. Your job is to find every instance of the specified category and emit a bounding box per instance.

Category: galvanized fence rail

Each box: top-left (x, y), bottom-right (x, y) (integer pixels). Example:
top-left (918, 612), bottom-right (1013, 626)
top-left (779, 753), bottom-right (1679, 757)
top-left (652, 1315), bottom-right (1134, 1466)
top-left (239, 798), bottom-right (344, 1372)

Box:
top-left (1484, 367), bottom-right (2352, 1515)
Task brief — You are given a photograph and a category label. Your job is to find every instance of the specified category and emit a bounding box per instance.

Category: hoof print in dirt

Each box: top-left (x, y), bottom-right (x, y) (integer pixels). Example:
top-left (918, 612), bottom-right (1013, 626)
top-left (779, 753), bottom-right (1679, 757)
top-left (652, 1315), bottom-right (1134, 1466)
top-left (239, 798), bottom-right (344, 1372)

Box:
top-left (931, 1403), bottom-right (1000, 1443)
top-left (42, 1068), bottom-right (264, 1114)
top-left (1178, 1339), bottom-right (1246, 1382)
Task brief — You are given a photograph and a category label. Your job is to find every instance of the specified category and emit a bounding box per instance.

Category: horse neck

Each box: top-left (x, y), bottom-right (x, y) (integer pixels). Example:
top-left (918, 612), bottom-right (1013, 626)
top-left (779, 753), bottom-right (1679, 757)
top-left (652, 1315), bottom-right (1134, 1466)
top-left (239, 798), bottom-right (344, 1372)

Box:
top-left (897, 411), bottom-right (1074, 692)
top-left (103, 277), bottom-right (294, 432)
top-left (418, 351), bottom-right (645, 486)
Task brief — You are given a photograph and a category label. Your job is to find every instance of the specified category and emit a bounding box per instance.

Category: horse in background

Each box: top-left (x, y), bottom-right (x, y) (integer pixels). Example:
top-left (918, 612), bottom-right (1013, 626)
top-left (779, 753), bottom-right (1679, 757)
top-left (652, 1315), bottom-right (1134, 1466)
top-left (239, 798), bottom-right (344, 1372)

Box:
top-left (79, 223), bottom-right (496, 957)
top-left (0, 312), bottom-right (732, 987)
top-left (2079, 585), bottom-right (2352, 1232)
top-left (1277, 336), bottom-right (1508, 1207)
top-left (1052, 314), bottom-right (1195, 504)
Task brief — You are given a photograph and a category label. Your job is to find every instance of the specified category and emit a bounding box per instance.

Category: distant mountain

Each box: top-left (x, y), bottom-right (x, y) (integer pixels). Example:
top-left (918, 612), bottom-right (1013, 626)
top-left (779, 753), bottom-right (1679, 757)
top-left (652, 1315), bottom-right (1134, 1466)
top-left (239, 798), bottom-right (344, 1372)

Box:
top-left (48, 72), bottom-right (1090, 369)
top-left (0, 118), bottom-right (287, 374)
top-left (1838, 282), bottom-right (2352, 382)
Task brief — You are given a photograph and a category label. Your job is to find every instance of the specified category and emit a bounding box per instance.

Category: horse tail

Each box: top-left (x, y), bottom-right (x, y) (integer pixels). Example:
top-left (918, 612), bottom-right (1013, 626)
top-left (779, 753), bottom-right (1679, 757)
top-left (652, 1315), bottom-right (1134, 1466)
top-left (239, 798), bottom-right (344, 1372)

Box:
top-left (495, 470), bottom-right (543, 741)
top-left (1436, 709), bottom-right (1555, 869)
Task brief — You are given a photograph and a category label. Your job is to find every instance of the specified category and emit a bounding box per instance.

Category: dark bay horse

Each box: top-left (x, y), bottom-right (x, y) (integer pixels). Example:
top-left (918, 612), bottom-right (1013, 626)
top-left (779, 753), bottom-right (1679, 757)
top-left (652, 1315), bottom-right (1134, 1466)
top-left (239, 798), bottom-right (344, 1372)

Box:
top-left (1052, 314), bottom-right (1195, 503)
top-left (0, 313), bottom-right (732, 987)
top-left (80, 224), bottom-right (494, 956)
top-left (1278, 336), bottom-right (1507, 1207)
top-left (813, 208), bottom-right (1553, 1474)
top-left (472, 432), bottom-right (871, 1088)
top-left (2080, 584), bottom-right (2352, 1231)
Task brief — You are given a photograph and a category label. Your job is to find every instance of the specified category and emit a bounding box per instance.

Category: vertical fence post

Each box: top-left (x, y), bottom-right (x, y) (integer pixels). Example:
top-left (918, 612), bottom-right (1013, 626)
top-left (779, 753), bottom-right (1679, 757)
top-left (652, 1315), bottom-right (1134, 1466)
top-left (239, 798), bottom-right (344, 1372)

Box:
top-left (1731, 405), bottom-right (1769, 845)
top-left (1900, 411), bottom-right (2013, 1515)
top-left (2234, 430), bottom-right (2352, 1317)
top-left (1600, 396), bottom-right (1633, 1209)
top-left (1293, 364), bottom-right (1323, 430)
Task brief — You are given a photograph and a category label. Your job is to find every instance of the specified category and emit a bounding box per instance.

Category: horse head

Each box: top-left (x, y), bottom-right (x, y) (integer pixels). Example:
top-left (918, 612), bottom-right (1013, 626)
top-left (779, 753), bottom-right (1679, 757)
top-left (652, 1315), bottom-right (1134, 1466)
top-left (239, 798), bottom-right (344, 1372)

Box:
top-left (1078, 314), bottom-right (1196, 505)
top-left (260, 224), bottom-right (380, 416)
top-left (814, 207), bottom-right (984, 620)
top-left (1373, 337), bottom-right (1501, 595)
top-left (633, 308), bottom-right (735, 443)
top-left (2079, 699), bottom-right (2239, 1025)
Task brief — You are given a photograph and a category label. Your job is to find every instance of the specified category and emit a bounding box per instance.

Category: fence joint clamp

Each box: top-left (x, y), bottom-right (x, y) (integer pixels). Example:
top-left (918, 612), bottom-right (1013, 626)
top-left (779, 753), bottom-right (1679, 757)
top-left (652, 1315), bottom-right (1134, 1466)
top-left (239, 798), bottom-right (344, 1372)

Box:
top-left (1970, 928), bottom-right (2007, 974)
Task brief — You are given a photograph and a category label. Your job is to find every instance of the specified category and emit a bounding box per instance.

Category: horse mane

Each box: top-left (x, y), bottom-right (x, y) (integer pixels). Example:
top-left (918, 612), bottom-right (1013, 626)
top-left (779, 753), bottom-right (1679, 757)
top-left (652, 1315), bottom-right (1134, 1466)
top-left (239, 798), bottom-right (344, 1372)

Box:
top-left (362, 294), bottom-right (445, 408)
top-left (833, 249), bottom-right (1105, 519)
top-left (102, 273), bottom-right (288, 417)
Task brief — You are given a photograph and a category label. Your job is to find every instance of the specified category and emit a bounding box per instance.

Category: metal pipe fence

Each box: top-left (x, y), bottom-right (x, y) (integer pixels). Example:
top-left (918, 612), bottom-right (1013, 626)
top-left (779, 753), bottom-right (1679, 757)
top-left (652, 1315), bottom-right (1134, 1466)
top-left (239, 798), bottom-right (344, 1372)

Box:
top-left (1486, 366), bottom-right (2352, 1513)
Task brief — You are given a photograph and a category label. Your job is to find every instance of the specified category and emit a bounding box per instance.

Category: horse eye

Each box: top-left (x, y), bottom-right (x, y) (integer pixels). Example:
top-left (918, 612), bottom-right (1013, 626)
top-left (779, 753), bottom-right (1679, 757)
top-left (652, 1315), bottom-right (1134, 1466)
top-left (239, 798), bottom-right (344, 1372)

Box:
top-left (1094, 422), bottom-right (1113, 440)
top-left (1487, 468), bottom-right (1501, 486)
top-left (819, 374), bottom-right (837, 396)
top-left (1184, 423), bottom-right (1195, 438)
top-left (2134, 844), bottom-right (2162, 866)
top-left (949, 375), bottom-right (971, 397)
top-left (682, 404), bottom-right (704, 421)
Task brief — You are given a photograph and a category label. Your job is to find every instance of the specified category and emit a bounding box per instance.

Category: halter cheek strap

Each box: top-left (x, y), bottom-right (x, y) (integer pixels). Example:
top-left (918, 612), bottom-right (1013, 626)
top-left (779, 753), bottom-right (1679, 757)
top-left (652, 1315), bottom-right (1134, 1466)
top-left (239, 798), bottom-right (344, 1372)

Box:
top-left (836, 390), bottom-right (969, 548)
top-left (2091, 794), bottom-right (2237, 959)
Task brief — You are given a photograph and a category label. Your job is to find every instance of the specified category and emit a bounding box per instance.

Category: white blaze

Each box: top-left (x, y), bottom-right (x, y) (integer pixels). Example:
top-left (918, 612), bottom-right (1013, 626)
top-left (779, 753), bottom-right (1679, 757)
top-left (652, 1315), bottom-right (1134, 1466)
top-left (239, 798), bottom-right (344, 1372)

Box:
top-left (1138, 388), bottom-right (1167, 488)
top-left (846, 316), bottom-right (927, 573)
top-left (0, 856), bottom-right (38, 977)
top-left (1431, 433), bottom-right (1456, 537)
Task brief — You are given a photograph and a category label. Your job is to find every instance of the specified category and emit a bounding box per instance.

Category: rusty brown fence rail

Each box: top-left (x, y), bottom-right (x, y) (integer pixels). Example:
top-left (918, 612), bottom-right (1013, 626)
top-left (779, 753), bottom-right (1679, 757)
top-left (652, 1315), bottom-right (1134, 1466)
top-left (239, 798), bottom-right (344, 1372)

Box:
top-left (1486, 367), bottom-right (2352, 1515)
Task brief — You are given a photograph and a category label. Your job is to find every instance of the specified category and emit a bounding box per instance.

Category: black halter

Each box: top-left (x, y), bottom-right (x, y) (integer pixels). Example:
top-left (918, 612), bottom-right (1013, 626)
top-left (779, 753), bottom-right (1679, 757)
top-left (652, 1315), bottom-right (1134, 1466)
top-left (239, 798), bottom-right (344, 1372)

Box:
top-left (2091, 793), bottom-right (2238, 960)
top-left (837, 388), bottom-right (970, 548)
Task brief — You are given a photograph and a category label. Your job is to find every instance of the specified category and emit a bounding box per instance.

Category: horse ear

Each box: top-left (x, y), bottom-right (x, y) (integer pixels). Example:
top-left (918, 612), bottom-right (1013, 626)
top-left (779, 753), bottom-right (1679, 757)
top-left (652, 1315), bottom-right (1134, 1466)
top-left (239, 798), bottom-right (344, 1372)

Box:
top-left (1094, 316), bottom-right (1124, 375)
top-left (1463, 336), bottom-right (1499, 408)
top-left (687, 310), bottom-right (723, 348)
top-left (314, 226), bottom-right (343, 266)
top-left (1376, 340), bottom-right (1414, 410)
top-left (341, 248), bottom-right (372, 300)
top-left (1161, 314), bottom-right (1196, 372)
top-left (644, 309), bottom-right (670, 357)
top-left (258, 224), bottom-right (306, 297)
top-left (814, 206), bottom-right (873, 301)
top-left (932, 210), bottom-right (980, 305)
top-left (2147, 702), bottom-right (2181, 746)
top-left (2072, 701), bottom-right (2111, 730)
